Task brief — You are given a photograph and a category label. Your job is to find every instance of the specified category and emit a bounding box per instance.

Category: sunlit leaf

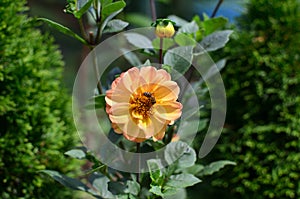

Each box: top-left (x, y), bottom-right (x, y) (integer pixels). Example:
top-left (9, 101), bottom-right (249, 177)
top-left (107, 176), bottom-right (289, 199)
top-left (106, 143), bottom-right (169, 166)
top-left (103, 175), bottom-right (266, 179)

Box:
top-left (38, 18), bottom-right (88, 45)
top-left (164, 46), bottom-right (193, 80)
top-left (74, 0), bottom-right (93, 19)
top-left (198, 160), bottom-right (236, 177)
top-left (124, 33), bottom-right (153, 49)
top-left (149, 185), bottom-right (164, 197)
top-left (167, 15), bottom-right (188, 27)
top-left (180, 164), bottom-right (205, 175)
top-left (125, 181), bottom-right (140, 196)
top-left (101, 1), bottom-right (126, 23)
top-left (178, 20), bottom-right (198, 34)
top-left (174, 33), bottom-right (196, 46)
top-left (165, 173), bottom-right (201, 188)
top-left (164, 188), bottom-right (187, 199)
top-left (103, 19), bottom-right (129, 33)
top-left (147, 159), bottom-right (164, 185)
top-left (165, 141), bottom-right (196, 168)
top-left (199, 30), bottom-right (233, 52)
top-left (152, 38), bottom-right (175, 50)
top-left (64, 148), bottom-right (86, 159)
top-left (202, 17), bottom-right (228, 35)
top-left (91, 174), bottom-right (114, 198)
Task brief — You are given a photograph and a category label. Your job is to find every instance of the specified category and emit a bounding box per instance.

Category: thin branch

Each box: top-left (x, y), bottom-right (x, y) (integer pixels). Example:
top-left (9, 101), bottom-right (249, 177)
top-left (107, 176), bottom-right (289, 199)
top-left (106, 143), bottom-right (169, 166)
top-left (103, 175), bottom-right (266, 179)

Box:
top-left (211, 0), bottom-right (224, 18)
top-left (78, 18), bottom-right (88, 41)
top-left (150, 0), bottom-right (157, 21)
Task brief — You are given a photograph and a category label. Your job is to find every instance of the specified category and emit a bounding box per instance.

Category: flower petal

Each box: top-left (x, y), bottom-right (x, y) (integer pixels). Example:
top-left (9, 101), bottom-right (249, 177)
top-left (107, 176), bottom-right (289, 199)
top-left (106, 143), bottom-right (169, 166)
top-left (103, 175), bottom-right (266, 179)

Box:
top-left (154, 81), bottom-right (180, 102)
top-left (154, 101), bottom-right (182, 121)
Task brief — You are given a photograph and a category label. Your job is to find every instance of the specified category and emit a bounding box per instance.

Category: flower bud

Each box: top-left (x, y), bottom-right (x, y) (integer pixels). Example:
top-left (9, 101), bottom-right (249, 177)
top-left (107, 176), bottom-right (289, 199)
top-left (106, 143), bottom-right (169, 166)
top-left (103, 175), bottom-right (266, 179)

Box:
top-left (152, 19), bottom-right (175, 38)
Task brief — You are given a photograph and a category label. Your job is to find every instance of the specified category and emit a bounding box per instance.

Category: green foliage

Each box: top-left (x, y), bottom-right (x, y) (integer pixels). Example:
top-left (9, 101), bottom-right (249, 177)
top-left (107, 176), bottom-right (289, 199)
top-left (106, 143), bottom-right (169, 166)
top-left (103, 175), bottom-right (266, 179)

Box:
top-left (43, 142), bottom-right (235, 199)
top-left (209, 0), bottom-right (300, 198)
top-left (0, 0), bottom-right (79, 198)
top-left (38, 18), bottom-right (88, 45)
top-left (38, 0), bottom-right (235, 196)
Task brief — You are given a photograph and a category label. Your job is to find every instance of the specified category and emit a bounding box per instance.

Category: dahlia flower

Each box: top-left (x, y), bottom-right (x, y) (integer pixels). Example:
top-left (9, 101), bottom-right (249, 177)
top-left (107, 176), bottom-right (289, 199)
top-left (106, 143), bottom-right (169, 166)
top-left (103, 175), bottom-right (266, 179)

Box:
top-left (105, 66), bottom-right (182, 143)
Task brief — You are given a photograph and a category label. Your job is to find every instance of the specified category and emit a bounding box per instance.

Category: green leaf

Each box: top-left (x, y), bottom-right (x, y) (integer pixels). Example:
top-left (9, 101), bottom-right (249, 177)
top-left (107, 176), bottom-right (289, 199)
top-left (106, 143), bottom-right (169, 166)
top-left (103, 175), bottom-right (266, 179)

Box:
top-left (125, 13), bottom-right (152, 27)
top-left (92, 174), bottom-right (114, 198)
top-left (164, 46), bottom-right (193, 80)
top-left (174, 33), bottom-right (196, 46)
top-left (40, 170), bottom-right (98, 196)
top-left (164, 188), bottom-right (187, 199)
top-left (125, 181), bottom-right (140, 196)
top-left (103, 19), bottom-right (129, 33)
top-left (180, 164), bottom-right (205, 175)
top-left (101, 1), bottom-right (126, 23)
top-left (198, 160), bottom-right (236, 177)
top-left (164, 141), bottom-right (196, 168)
top-left (38, 18), bottom-right (88, 45)
top-left (147, 159), bottom-right (164, 185)
top-left (167, 15), bottom-right (188, 27)
top-left (74, 0), bottom-right (93, 19)
top-left (121, 48), bottom-right (142, 66)
top-left (64, 148), bottom-right (86, 159)
top-left (200, 59), bottom-right (227, 82)
top-left (124, 33), bottom-right (153, 49)
top-left (165, 174), bottom-right (201, 188)
top-left (161, 64), bottom-right (172, 73)
top-left (149, 185), bottom-right (164, 197)
top-left (100, 0), bottom-right (113, 6)
top-left (142, 59), bottom-right (152, 66)
top-left (152, 38), bottom-right (175, 50)
top-left (108, 181), bottom-right (127, 195)
top-left (202, 17), bottom-right (228, 35)
top-left (178, 20), bottom-right (199, 34)
top-left (199, 30), bottom-right (233, 52)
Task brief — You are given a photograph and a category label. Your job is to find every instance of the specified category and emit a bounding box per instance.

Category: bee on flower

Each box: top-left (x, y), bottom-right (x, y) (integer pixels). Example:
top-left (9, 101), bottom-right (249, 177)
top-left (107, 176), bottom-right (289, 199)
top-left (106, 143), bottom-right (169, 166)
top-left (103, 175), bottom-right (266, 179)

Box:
top-left (105, 66), bottom-right (182, 143)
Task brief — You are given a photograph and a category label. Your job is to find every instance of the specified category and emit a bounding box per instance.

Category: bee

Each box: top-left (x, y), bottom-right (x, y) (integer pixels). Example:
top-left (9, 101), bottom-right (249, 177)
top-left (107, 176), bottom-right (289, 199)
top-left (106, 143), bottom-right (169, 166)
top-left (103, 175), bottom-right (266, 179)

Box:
top-left (143, 92), bottom-right (156, 104)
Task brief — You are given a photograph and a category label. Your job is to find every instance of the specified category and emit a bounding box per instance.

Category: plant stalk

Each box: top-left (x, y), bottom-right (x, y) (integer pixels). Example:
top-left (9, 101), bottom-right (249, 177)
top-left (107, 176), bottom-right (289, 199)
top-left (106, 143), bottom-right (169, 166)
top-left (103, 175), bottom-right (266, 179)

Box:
top-left (159, 38), bottom-right (163, 66)
top-left (136, 143), bottom-right (141, 183)
top-left (150, 0), bottom-right (157, 21)
top-left (211, 0), bottom-right (224, 18)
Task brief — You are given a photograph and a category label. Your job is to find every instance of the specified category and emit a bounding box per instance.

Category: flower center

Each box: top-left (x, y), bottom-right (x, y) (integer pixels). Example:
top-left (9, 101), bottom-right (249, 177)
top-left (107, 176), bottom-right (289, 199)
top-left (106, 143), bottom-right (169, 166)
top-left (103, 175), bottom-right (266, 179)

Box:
top-left (129, 92), bottom-right (156, 121)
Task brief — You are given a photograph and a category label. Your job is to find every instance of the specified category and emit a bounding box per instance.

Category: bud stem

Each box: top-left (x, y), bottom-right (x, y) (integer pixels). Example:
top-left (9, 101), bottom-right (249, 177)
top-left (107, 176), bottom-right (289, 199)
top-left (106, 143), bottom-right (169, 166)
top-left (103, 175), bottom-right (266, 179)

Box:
top-left (136, 143), bottom-right (141, 183)
top-left (159, 38), bottom-right (163, 67)
top-left (150, 0), bottom-right (157, 21)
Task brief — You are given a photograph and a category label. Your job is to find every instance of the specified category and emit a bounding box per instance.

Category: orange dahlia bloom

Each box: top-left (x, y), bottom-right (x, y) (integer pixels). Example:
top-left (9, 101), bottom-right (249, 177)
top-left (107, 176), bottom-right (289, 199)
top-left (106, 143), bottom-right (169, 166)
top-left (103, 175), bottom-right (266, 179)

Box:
top-left (105, 66), bottom-right (182, 143)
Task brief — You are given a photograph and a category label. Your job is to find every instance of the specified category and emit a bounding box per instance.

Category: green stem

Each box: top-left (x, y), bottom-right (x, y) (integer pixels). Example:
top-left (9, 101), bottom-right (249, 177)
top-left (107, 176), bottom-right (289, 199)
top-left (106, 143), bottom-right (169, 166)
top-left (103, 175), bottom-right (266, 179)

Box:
top-left (95, 23), bottom-right (103, 44)
top-left (136, 143), bottom-right (141, 183)
top-left (92, 49), bottom-right (103, 94)
top-left (78, 18), bottom-right (88, 41)
top-left (149, 0), bottom-right (157, 21)
top-left (159, 37), bottom-right (163, 67)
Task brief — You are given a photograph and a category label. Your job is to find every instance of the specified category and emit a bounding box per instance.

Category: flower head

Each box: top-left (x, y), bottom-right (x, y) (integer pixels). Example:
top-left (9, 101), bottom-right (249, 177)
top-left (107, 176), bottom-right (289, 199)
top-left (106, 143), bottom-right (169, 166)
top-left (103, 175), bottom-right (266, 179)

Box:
top-left (105, 66), bottom-right (182, 143)
top-left (152, 19), bottom-right (176, 38)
